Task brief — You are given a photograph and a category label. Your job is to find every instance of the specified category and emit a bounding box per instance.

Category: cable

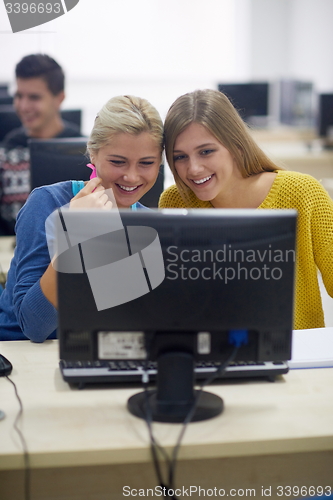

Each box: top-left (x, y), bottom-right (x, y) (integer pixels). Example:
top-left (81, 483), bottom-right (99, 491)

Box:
top-left (143, 380), bottom-right (172, 493)
top-left (142, 335), bottom-right (172, 495)
top-left (168, 345), bottom-right (239, 492)
top-left (143, 342), bottom-right (239, 500)
top-left (167, 330), bottom-right (247, 491)
top-left (6, 375), bottom-right (30, 500)
top-left (142, 334), bottom-right (177, 499)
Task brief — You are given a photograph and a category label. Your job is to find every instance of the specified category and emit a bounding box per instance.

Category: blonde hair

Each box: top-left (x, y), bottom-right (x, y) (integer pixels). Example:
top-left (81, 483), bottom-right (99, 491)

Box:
top-left (164, 89), bottom-right (283, 202)
top-left (87, 95), bottom-right (164, 159)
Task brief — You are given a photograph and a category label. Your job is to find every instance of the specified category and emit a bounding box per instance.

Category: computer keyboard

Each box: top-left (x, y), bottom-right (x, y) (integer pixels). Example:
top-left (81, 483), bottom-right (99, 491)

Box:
top-left (59, 359), bottom-right (289, 387)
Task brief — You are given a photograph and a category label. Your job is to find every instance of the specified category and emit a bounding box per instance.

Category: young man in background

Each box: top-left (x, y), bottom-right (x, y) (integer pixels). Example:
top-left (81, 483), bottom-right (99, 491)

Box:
top-left (0, 54), bottom-right (82, 235)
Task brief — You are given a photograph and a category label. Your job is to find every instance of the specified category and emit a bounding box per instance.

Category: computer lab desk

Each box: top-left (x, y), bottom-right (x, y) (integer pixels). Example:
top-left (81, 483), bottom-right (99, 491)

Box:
top-left (0, 338), bottom-right (332, 500)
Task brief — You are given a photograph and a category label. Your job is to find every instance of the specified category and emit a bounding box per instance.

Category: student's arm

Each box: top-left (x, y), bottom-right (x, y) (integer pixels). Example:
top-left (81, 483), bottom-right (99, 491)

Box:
top-left (39, 178), bottom-right (112, 307)
top-left (12, 187), bottom-right (61, 342)
top-left (310, 180), bottom-right (333, 297)
top-left (11, 178), bottom-right (112, 341)
top-left (39, 262), bottom-right (58, 308)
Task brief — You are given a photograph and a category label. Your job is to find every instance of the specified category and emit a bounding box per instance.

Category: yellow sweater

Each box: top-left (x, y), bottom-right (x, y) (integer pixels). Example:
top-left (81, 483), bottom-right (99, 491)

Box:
top-left (159, 171), bottom-right (333, 330)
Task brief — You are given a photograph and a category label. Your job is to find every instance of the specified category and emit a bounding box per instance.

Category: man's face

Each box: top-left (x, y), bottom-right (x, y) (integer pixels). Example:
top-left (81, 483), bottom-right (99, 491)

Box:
top-left (14, 77), bottom-right (64, 137)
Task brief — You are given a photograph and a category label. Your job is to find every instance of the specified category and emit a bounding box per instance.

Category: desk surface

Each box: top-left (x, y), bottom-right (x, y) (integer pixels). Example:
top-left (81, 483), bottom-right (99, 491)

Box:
top-left (1, 336), bottom-right (333, 471)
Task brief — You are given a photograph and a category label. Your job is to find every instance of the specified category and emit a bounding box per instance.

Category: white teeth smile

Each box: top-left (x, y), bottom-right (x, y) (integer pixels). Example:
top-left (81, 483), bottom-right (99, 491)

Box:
top-left (119, 184), bottom-right (138, 192)
top-left (192, 175), bottom-right (212, 185)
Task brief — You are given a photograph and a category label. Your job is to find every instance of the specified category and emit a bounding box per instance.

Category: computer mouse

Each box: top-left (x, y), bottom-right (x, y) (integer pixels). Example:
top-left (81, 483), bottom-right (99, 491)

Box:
top-left (0, 354), bottom-right (12, 376)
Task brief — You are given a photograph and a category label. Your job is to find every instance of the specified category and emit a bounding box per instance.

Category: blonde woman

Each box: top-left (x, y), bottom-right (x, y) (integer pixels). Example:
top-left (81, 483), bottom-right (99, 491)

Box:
top-left (159, 89), bottom-right (333, 330)
top-left (0, 95), bottom-right (164, 341)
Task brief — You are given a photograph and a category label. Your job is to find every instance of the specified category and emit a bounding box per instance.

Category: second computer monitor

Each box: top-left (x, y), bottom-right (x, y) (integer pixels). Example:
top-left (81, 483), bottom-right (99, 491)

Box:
top-left (218, 82), bottom-right (269, 124)
top-left (29, 137), bottom-right (89, 189)
top-left (279, 80), bottom-right (314, 128)
top-left (0, 107), bottom-right (82, 143)
top-left (318, 93), bottom-right (333, 148)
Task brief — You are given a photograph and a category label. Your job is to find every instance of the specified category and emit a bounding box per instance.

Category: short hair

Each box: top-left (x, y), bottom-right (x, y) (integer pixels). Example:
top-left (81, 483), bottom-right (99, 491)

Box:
top-left (164, 89), bottom-right (283, 202)
top-left (15, 54), bottom-right (64, 95)
top-left (87, 95), bottom-right (164, 159)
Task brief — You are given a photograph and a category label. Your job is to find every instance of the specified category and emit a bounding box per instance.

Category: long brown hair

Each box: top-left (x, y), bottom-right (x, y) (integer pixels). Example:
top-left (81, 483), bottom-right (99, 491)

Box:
top-left (164, 89), bottom-right (282, 202)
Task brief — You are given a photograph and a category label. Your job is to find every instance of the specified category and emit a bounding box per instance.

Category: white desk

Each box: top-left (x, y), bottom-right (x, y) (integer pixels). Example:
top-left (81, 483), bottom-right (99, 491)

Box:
top-left (264, 147), bottom-right (333, 181)
top-left (0, 336), bottom-right (333, 500)
top-left (248, 129), bottom-right (333, 184)
top-left (290, 327), bottom-right (333, 368)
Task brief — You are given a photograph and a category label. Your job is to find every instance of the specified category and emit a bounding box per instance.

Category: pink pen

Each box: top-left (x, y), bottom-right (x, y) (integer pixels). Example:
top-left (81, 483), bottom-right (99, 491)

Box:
top-left (87, 163), bottom-right (97, 179)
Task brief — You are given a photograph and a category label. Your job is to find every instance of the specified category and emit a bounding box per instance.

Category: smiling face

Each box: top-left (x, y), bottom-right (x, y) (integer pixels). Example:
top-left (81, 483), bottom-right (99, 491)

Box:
top-left (91, 132), bottom-right (161, 209)
top-left (173, 122), bottom-right (242, 206)
top-left (14, 77), bottom-right (64, 137)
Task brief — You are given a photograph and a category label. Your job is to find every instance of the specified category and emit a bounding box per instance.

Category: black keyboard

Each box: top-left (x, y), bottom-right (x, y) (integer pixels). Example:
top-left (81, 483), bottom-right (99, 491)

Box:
top-left (59, 359), bottom-right (289, 387)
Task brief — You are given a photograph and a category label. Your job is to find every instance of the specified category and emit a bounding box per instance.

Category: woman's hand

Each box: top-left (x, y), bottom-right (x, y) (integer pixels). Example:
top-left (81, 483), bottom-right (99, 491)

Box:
top-left (70, 177), bottom-right (113, 210)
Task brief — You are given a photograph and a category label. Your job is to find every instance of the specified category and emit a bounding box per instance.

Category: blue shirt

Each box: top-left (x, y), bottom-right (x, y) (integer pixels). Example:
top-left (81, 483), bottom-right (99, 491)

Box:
top-left (0, 181), bottom-right (148, 341)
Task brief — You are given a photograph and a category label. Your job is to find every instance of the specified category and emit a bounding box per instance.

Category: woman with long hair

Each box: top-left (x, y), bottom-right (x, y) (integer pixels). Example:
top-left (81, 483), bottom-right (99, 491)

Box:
top-left (159, 89), bottom-right (333, 330)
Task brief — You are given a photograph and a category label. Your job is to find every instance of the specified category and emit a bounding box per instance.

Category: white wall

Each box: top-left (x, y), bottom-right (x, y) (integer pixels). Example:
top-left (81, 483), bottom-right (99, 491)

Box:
top-left (0, 0), bottom-right (251, 81)
top-left (1, 0), bottom-right (333, 132)
top-left (250, 0), bottom-right (291, 79)
top-left (0, 0), bottom-right (251, 131)
top-left (289, 0), bottom-right (333, 92)
top-left (250, 0), bottom-right (333, 92)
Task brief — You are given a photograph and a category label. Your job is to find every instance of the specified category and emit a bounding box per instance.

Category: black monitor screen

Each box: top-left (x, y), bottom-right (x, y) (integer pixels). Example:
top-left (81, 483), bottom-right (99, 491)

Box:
top-left (0, 105), bottom-right (20, 142)
top-left (0, 107), bottom-right (82, 143)
top-left (56, 209), bottom-right (296, 421)
top-left (318, 93), bottom-right (333, 140)
top-left (61, 109), bottom-right (82, 131)
top-left (0, 94), bottom-right (13, 106)
top-left (218, 83), bottom-right (269, 122)
top-left (0, 84), bottom-right (13, 105)
top-left (29, 137), bottom-right (89, 189)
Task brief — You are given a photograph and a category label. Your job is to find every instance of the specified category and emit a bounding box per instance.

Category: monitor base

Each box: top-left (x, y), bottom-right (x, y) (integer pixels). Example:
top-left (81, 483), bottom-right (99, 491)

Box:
top-left (127, 390), bottom-right (223, 423)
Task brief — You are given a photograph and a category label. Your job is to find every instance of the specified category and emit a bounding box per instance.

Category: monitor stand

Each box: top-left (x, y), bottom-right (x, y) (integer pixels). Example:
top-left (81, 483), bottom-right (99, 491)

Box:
top-left (127, 351), bottom-right (223, 423)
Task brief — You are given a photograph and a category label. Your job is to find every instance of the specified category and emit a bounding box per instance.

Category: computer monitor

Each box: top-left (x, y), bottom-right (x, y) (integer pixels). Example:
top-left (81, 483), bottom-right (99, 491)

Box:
top-left (29, 137), bottom-right (89, 189)
top-left (0, 106), bottom-right (82, 143)
top-left (0, 84), bottom-right (12, 105)
top-left (279, 80), bottom-right (314, 128)
top-left (218, 82), bottom-right (269, 125)
top-left (0, 93), bottom-right (13, 105)
top-left (60, 109), bottom-right (82, 131)
top-left (56, 208), bottom-right (296, 422)
top-left (0, 105), bottom-right (20, 143)
top-left (318, 93), bottom-right (333, 148)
